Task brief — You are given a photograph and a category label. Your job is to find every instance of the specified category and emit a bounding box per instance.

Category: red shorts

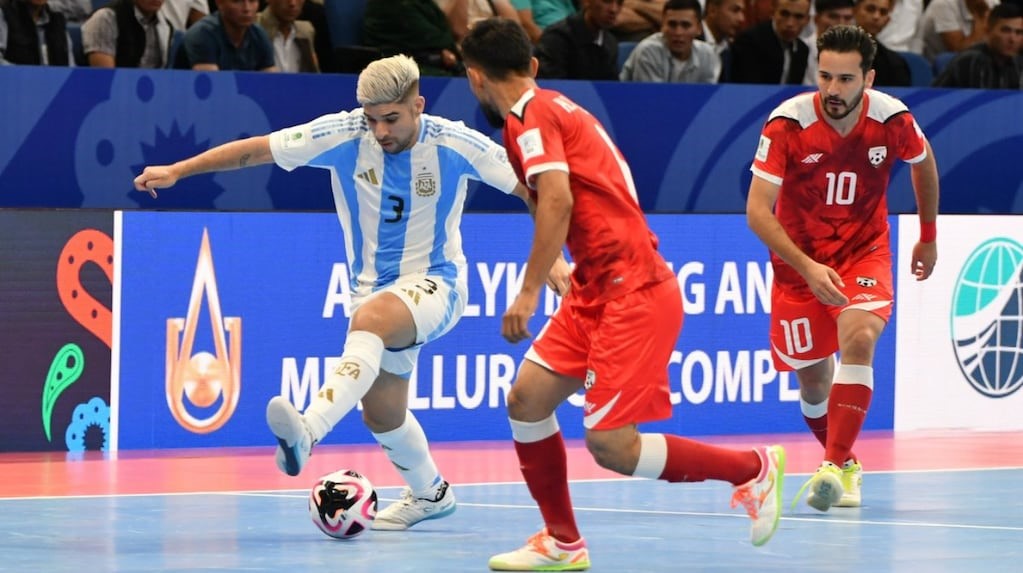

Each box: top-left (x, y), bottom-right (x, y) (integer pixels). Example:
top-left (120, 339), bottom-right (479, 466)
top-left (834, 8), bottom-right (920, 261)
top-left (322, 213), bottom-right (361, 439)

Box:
top-left (770, 252), bottom-right (893, 371)
top-left (526, 278), bottom-right (683, 430)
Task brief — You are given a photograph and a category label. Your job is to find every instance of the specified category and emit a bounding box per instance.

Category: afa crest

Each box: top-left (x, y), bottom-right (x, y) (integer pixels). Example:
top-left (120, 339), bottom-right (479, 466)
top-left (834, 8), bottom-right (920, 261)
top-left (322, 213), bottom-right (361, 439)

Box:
top-left (415, 173), bottom-right (436, 197)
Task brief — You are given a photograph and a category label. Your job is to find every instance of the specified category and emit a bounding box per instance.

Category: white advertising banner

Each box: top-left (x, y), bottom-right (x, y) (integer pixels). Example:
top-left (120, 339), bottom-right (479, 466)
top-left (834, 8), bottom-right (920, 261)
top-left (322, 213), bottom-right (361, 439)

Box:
top-left (895, 215), bottom-right (1023, 430)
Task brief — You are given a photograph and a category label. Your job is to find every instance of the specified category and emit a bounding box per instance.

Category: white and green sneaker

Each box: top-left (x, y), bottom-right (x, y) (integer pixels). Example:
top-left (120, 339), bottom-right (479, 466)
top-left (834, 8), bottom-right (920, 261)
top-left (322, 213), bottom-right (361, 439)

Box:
top-left (488, 528), bottom-right (590, 571)
top-left (731, 444), bottom-right (787, 547)
top-left (794, 461), bottom-right (844, 512)
top-left (835, 460), bottom-right (862, 507)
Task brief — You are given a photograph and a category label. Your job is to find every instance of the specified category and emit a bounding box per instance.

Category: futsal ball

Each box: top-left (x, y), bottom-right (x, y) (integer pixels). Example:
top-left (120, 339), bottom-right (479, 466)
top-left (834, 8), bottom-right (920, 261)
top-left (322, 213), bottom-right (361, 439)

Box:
top-left (309, 469), bottom-right (378, 539)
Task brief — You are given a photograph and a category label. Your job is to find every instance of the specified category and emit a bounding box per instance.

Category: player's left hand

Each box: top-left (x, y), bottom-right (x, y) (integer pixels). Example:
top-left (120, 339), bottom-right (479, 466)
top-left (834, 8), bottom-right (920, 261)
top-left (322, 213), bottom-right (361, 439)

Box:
top-left (502, 291), bottom-right (539, 343)
top-left (911, 241), bottom-right (937, 281)
top-left (546, 257), bottom-right (572, 296)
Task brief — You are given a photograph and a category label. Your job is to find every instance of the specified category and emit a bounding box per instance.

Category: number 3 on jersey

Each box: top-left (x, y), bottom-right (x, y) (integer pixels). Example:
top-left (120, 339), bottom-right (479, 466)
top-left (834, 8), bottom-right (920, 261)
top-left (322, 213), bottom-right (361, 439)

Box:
top-left (824, 171), bottom-right (857, 205)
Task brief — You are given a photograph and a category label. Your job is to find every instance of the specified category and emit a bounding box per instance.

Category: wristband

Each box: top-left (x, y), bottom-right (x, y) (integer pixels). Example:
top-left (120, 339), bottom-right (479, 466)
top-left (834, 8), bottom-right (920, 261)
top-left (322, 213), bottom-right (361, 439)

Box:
top-left (920, 221), bottom-right (936, 243)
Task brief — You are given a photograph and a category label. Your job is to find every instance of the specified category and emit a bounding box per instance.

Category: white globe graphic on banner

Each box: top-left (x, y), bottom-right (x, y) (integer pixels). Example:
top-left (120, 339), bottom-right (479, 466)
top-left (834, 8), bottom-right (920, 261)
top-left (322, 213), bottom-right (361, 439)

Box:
top-left (950, 238), bottom-right (1023, 398)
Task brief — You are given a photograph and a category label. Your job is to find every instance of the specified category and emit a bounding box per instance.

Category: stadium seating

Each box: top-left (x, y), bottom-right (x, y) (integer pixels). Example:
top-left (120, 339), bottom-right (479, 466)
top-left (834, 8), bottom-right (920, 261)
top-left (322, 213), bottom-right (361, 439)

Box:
top-left (932, 52), bottom-right (957, 77)
top-left (324, 0), bottom-right (366, 49)
top-left (67, 23), bottom-right (86, 67)
top-left (618, 41), bottom-right (637, 73)
top-left (167, 30), bottom-right (185, 69)
top-left (898, 51), bottom-right (933, 87)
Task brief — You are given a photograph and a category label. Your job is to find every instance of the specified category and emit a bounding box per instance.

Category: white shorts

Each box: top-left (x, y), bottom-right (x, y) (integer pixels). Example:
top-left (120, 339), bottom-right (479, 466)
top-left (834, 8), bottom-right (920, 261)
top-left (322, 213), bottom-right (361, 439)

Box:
top-left (351, 274), bottom-right (467, 377)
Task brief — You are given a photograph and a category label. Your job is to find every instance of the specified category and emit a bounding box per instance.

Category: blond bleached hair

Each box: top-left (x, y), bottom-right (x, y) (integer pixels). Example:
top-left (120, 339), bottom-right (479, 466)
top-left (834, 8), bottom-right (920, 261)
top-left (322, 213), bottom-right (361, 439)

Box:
top-left (356, 55), bottom-right (421, 106)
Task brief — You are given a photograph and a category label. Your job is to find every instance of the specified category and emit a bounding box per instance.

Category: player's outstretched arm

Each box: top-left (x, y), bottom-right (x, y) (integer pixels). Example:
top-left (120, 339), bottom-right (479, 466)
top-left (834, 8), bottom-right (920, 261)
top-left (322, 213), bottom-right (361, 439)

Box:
top-left (133, 135), bottom-right (273, 198)
top-left (910, 141), bottom-right (940, 281)
top-left (746, 175), bottom-right (849, 306)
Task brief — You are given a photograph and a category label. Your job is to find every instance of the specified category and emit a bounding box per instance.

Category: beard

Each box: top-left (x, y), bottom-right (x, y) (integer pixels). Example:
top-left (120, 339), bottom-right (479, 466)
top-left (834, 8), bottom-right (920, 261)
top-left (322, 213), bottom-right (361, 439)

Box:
top-left (822, 87), bottom-right (865, 120)
top-left (480, 100), bottom-right (506, 129)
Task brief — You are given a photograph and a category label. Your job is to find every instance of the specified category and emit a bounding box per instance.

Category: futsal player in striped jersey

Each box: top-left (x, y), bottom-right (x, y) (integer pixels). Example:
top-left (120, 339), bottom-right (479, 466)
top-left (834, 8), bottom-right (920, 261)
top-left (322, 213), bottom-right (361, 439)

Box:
top-left (133, 54), bottom-right (571, 531)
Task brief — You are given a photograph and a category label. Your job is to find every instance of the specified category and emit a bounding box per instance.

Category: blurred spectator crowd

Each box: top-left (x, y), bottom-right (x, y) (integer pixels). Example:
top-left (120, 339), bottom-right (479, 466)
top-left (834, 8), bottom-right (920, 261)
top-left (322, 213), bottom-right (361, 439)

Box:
top-left (0, 0), bottom-right (1020, 89)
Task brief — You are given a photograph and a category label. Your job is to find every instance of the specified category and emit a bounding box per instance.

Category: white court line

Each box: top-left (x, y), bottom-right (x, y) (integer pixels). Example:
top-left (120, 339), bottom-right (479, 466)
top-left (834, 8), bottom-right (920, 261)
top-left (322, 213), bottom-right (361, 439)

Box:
top-left (3, 465), bottom-right (1022, 503)
top-left (7, 474), bottom-right (1021, 535)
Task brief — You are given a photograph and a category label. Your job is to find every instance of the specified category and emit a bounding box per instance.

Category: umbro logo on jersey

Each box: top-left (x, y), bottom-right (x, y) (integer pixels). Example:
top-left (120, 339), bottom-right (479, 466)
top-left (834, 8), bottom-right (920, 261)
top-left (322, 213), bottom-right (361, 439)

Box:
top-left (356, 168), bottom-right (379, 185)
top-left (851, 293), bottom-right (878, 302)
top-left (801, 153), bottom-right (824, 164)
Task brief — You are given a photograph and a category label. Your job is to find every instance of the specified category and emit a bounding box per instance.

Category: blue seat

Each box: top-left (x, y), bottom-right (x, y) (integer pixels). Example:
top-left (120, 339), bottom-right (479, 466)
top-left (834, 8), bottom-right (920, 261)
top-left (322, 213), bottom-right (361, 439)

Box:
top-left (932, 51), bottom-right (957, 76)
top-left (897, 51), bottom-right (933, 87)
top-left (324, 0), bottom-right (366, 49)
top-left (167, 30), bottom-right (185, 69)
top-left (618, 41), bottom-right (637, 73)
top-left (67, 23), bottom-right (86, 67)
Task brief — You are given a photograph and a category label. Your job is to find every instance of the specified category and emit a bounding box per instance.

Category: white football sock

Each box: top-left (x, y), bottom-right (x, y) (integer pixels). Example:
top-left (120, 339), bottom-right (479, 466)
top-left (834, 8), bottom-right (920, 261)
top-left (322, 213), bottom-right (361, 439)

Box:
top-left (304, 330), bottom-right (383, 442)
top-left (372, 410), bottom-right (443, 498)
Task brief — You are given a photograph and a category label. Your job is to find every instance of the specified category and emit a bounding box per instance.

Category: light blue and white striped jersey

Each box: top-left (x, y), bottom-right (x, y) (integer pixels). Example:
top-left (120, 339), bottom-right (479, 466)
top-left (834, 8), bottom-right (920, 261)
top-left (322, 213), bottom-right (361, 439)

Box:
top-left (269, 110), bottom-right (519, 298)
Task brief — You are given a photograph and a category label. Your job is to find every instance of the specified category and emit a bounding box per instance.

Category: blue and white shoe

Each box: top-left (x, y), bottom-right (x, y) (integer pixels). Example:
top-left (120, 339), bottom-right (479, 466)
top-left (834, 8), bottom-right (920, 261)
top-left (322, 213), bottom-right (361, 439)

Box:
top-left (372, 481), bottom-right (457, 530)
top-left (266, 396), bottom-right (314, 477)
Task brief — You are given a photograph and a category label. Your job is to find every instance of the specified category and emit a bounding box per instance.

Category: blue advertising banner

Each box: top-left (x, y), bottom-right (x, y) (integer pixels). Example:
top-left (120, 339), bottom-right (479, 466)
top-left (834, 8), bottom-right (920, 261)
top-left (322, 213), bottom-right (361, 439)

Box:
top-left (1, 66), bottom-right (1020, 214)
top-left (116, 212), bottom-right (897, 450)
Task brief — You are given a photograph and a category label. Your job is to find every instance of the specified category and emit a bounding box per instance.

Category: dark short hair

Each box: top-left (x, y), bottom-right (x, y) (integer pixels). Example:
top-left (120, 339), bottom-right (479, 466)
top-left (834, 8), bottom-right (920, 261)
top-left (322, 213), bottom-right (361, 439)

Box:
top-left (461, 18), bottom-right (533, 79)
top-left (817, 24), bottom-right (877, 73)
top-left (989, 3), bottom-right (1022, 25)
top-left (815, 0), bottom-right (854, 13)
top-left (664, 0), bottom-right (703, 19)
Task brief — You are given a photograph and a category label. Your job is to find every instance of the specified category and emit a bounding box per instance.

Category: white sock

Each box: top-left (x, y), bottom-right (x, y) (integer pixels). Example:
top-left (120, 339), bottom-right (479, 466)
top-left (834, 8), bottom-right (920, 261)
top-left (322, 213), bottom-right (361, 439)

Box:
top-left (372, 410), bottom-right (443, 499)
top-left (632, 433), bottom-right (668, 479)
top-left (304, 330), bottom-right (383, 442)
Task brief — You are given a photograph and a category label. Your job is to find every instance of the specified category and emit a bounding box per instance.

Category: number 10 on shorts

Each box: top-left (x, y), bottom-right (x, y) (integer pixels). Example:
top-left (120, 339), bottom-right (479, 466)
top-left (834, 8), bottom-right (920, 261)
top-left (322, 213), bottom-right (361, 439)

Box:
top-left (780, 318), bottom-right (814, 355)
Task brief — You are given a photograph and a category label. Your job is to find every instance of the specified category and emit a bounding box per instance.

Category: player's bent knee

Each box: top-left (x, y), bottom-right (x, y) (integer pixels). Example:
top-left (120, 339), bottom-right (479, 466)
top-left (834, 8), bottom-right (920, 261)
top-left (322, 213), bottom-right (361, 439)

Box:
top-left (585, 433), bottom-right (638, 475)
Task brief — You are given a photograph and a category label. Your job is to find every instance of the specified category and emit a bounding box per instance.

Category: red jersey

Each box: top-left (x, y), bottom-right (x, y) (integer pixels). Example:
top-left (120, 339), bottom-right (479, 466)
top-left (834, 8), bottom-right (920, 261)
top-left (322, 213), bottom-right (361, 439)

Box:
top-left (751, 89), bottom-right (927, 291)
top-left (503, 88), bottom-right (674, 306)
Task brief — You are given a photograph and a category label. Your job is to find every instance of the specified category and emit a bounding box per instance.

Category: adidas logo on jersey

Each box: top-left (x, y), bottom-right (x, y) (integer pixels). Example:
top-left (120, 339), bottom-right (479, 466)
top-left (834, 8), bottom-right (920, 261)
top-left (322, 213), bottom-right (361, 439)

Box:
top-left (356, 169), bottom-right (379, 185)
top-left (801, 153), bottom-right (823, 164)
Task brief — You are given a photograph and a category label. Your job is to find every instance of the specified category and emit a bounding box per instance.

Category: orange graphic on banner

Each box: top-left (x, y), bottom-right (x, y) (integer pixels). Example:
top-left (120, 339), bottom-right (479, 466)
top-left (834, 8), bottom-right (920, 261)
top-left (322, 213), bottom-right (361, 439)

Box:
top-left (56, 229), bottom-right (114, 347)
top-left (166, 228), bottom-right (242, 434)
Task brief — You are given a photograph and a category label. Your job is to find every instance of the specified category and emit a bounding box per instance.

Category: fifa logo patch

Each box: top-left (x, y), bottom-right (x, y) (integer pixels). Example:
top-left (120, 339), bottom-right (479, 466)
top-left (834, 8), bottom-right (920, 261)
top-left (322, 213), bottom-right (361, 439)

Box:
top-left (868, 146), bottom-right (887, 167)
top-left (856, 276), bottom-right (877, 288)
top-left (584, 369), bottom-right (596, 390)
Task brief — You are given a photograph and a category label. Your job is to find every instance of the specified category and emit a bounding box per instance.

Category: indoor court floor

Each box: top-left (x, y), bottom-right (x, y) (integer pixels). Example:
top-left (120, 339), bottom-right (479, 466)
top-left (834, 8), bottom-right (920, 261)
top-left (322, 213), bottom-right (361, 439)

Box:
top-left (1, 430), bottom-right (1020, 572)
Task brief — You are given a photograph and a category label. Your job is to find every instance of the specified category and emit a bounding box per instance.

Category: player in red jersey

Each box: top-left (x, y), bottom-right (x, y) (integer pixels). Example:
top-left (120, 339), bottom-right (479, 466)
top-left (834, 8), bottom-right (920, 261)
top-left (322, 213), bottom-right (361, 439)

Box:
top-left (746, 25), bottom-right (940, 512)
top-left (461, 18), bottom-right (787, 571)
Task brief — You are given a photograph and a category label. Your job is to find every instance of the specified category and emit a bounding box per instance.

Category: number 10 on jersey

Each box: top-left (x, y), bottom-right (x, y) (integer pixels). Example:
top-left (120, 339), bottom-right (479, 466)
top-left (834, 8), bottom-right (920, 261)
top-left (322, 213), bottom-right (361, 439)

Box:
top-left (825, 171), bottom-right (857, 205)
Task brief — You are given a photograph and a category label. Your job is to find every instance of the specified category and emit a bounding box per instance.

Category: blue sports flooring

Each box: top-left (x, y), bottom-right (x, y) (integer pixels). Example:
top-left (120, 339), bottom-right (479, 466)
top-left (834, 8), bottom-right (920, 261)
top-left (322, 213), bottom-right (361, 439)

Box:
top-left (1, 467), bottom-right (1020, 572)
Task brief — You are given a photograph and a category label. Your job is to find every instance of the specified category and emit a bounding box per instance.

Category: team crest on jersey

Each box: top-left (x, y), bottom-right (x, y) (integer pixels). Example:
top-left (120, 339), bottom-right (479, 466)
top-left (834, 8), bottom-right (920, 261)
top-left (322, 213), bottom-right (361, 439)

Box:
top-left (856, 276), bottom-right (877, 288)
top-left (868, 146), bottom-right (887, 167)
top-left (415, 173), bottom-right (437, 197)
top-left (584, 369), bottom-right (596, 390)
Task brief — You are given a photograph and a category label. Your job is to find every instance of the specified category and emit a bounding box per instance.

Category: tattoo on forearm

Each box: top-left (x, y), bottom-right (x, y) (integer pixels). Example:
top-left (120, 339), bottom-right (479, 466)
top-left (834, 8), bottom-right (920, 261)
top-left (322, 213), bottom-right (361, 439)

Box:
top-left (239, 153), bottom-right (251, 168)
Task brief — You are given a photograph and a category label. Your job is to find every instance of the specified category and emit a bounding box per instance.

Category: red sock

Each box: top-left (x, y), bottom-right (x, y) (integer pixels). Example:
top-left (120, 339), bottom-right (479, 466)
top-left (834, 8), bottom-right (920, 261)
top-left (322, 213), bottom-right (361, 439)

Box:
top-left (805, 413), bottom-right (857, 464)
top-left (803, 413), bottom-right (829, 448)
top-left (825, 383), bottom-right (873, 465)
top-left (658, 435), bottom-right (760, 486)
top-left (514, 432), bottom-right (580, 543)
